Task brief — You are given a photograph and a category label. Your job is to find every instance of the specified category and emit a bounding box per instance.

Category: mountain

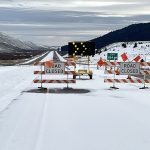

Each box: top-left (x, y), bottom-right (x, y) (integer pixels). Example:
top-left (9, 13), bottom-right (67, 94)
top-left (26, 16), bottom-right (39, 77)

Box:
top-left (0, 32), bottom-right (51, 60)
top-left (61, 22), bottom-right (150, 53)
top-left (0, 32), bottom-right (47, 53)
top-left (91, 22), bottom-right (150, 49)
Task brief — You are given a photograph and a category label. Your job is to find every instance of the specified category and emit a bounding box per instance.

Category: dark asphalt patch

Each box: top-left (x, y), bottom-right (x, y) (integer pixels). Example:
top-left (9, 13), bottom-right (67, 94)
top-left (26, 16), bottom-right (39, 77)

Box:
top-left (25, 88), bottom-right (90, 94)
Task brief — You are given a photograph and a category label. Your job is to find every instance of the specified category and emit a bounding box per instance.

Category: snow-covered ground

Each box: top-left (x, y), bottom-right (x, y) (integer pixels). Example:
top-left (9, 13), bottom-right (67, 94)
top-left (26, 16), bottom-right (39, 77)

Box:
top-left (100, 41), bottom-right (150, 61)
top-left (0, 65), bottom-right (35, 112)
top-left (1, 45), bottom-right (150, 150)
top-left (21, 51), bottom-right (49, 65)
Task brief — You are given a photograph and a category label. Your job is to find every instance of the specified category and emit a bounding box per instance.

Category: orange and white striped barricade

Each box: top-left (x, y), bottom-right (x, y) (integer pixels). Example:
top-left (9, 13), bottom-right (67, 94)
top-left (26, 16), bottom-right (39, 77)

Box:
top-left (65, 61), bottom-right (76, 67)
top-left (65, 61), bottom-right (76, 86)
top-left (34, 61), bottom-right (45, 88)
top-left (103, 61), bottom-right (150, 67)
top-left (140, 62), bottom-right (150, 67)
top-left (34, 61), bottom-right (45, 66)
top-left (105, 69), bottom-right (150, 76)
top-left (103, 61), bottom-right (120, 89)
top-left (104, 79), bottom-right (150, 84)
top-left (34, 61), bottom-right (76, 67)
top-left (65, 58), bottom-right (75, 62)
top-left (104, 69), bottom-right (120, 75)
top-left (34, 79), bottom-right (76, 84)
top-left (34, 71), bottom-right (76, 75)
top-left (104, 61), bottom-right (150, 89)
top-left (140, 70), bottom-right (150, 75)
top-left (33, 61), bottom-right (76, 89)
top-left (104, 61), bottom-right (121, 67)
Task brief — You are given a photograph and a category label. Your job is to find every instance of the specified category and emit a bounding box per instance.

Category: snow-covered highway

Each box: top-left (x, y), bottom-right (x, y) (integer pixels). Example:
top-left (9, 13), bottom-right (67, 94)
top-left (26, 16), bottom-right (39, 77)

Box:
top-left (0, 66), bottom-right (150, 150)
top-left (1, 51), bottom-right (150, 150)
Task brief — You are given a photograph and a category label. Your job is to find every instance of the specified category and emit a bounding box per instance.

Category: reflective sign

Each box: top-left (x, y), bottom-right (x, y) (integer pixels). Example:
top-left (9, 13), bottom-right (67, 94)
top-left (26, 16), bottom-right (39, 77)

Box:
top-left (107, 53), bottom-right (118, 60)
top-left (45, 63), bottom-right (65, 74)
top-left (120, 62), bottom-right (140, 75)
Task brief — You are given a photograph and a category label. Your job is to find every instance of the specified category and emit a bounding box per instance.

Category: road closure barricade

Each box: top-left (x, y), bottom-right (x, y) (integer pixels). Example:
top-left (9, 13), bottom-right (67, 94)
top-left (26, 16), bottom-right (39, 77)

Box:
top-left (98, 60), bottom-right (150, 89)
top-left (33, 60), bottom-right (76, 89)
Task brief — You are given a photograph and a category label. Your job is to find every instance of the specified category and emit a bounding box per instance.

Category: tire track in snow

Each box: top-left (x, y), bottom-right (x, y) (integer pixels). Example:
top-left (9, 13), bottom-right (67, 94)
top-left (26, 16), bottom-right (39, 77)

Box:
top-left (33, 94), bottom-right (49, 150)
top-left (0, 95), bottom-right (50, 150)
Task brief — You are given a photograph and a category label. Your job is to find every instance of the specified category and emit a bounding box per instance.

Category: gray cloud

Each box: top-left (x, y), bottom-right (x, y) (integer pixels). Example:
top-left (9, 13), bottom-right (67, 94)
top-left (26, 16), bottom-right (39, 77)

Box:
top-left (0, 0), bottom-right (150, 46)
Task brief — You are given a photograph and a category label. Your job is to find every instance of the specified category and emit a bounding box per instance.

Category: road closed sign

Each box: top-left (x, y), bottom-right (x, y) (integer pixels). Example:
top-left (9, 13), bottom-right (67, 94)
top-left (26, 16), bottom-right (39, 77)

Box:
top-left (45, 62), bottom-right (65, 74)
top-left (120, 62), bottom-right (140, 75)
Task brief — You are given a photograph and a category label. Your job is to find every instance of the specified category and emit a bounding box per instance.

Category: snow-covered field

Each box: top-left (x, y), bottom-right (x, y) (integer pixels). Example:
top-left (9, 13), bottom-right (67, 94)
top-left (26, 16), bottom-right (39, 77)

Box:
top-left (100, 41), bottom-right (150, 61)
top-left (1, 44), bottom-right (150, 150)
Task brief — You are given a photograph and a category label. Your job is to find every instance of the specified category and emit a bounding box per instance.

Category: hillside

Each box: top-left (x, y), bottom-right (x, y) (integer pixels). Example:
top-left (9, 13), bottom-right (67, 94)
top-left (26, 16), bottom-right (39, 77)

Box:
top-left (0, 33), bottom-right (50, 61)
top-left (0, 32), bottom-right (40, 52)
top-left (91, 22), bottom-right (150, 49)
top-left (61, 22), bottom-right (150, 53)
top-left (97, 41), bottom-right (150, 62)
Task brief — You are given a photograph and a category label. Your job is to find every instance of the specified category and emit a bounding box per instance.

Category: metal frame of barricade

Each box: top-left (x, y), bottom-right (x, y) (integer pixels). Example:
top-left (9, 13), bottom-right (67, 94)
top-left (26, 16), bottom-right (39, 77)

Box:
top-left (104, 61), bottom-right (150, 89)
top-left (33, 61), bottom-right (76, 89)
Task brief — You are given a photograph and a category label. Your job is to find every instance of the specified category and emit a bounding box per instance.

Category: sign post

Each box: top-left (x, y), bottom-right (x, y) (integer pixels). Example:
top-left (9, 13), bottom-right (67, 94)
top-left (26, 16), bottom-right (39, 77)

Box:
top-left (107, 53), bottom-right (118, 89)
top-left (140, 55), bottom-right (149, 89)
top-left (141, 71), bottom-right (148, 89)
top-left (40, 65), bottom-right (43, 89)
top-left (110, 58), bottom-right (119, 89)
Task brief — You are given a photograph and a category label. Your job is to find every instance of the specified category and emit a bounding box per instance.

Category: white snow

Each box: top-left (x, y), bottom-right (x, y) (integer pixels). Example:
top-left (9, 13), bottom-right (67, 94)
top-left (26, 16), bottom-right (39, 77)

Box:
top-left (40, 51), bottom-right (54, 62)
top-left (40, 51), bottom-right (67, 62)
top-left (21, 51), bottom-right (49, 64)
top-left (55, 51), bottom-right (67, 62)
top-left (0, 44), bottom-right (150, 150)
top-left (100, 41), bottom-right (150, 61)
top-left (0, 66), bottom-right (35, 112)
top-left (0, 32), bottom-right (39, 51)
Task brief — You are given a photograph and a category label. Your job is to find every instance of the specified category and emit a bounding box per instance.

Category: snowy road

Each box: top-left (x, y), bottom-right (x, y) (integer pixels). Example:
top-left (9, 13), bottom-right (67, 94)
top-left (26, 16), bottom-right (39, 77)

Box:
top-left (1, 63), bottom-right (150, 149)
top-left (21, 51), bottom-right (49, 65)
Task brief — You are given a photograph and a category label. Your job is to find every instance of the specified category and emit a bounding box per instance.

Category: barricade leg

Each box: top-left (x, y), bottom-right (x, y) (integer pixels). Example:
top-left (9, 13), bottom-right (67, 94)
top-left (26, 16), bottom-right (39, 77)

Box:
top-left (110, 59), bottom-right (119, 89)
top-left (38, 65), bottom-right (47, 90)
top-left (140, 74), bottom-right (149, 89)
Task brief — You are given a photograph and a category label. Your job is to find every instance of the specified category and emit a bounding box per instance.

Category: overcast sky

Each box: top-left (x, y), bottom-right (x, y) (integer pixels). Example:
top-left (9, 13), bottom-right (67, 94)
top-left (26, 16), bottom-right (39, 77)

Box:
top-left (0, 0), bottom-right (150, 46)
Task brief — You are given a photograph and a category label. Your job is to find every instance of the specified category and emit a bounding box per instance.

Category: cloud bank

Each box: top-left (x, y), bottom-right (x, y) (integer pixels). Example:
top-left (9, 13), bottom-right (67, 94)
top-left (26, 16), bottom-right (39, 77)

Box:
top-left (0, 0), bottom-right (150, 46)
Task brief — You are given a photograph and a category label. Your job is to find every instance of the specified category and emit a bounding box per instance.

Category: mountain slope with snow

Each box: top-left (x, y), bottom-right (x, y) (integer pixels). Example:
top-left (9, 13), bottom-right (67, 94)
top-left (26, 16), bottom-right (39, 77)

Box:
top-left (98, 41), bottom-right (150, 61)
top-left (0, 33), bottom-right (35, 52)
top-left (61, 22), bottom-right (150, 53)
top-left (0, 32), bottom-right (50, 53)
